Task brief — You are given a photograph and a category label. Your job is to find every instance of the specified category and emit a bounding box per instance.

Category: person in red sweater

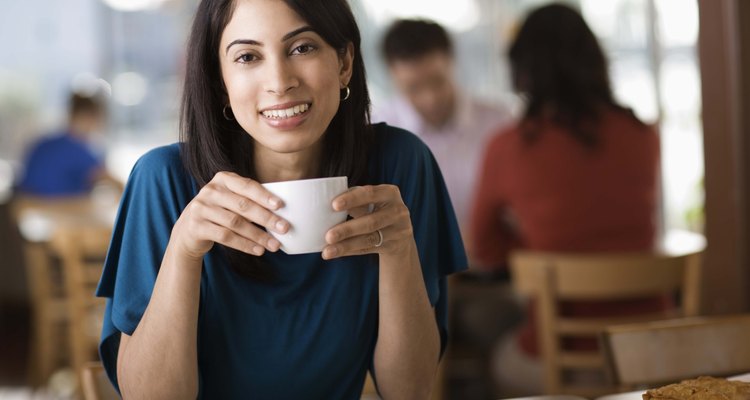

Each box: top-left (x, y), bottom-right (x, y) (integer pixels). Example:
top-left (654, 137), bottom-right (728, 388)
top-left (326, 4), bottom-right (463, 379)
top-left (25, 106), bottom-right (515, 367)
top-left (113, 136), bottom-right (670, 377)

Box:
top-left (471, 3), bottom-right (664, 393)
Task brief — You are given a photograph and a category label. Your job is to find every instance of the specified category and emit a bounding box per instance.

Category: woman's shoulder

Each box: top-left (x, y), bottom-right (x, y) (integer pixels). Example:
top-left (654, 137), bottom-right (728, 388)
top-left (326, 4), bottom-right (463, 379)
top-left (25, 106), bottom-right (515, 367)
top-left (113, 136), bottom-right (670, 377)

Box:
top-left (128, 143), bottom-right (195, 191)
top-left (368, 122), bottom-right (436, 182)
top-left (483, 123), bottom-right (523, 154)
top-left (134, 143), bottom-right (183, 169)
top-left (371, 122), bottom-right (430, 153)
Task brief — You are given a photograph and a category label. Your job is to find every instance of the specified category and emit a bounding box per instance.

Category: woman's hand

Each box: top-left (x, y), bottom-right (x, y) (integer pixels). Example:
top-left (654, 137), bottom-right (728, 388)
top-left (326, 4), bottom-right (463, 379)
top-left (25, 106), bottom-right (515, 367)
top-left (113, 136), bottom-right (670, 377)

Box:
top-left (323, 185), bottom-right (414, 259)
top-left (171, 171), bottom-right (290, 261)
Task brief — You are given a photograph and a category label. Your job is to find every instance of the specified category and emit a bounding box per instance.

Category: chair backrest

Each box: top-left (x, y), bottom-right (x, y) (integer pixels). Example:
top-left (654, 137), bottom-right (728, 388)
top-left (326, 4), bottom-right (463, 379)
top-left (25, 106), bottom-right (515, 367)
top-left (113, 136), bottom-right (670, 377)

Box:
top-left (510, 250), bottom-right (702, 395)
top-left (81, 361), bottom-right (119, 400)
top-left (50, 224), bottom-right (112, 393)
top-left (602, 314), bottom-right (750, 388)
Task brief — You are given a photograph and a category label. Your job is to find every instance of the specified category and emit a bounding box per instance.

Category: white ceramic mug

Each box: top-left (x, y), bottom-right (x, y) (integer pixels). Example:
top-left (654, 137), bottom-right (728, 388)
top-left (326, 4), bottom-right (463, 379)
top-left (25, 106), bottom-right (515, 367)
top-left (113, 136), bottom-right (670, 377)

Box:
top-left (261, 176), bottom-right (348, 254)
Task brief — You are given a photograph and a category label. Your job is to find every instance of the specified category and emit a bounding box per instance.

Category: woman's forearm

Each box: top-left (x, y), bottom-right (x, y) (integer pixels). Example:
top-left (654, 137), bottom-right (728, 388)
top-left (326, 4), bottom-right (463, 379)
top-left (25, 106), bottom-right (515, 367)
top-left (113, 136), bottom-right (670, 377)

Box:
top-left (117, 242), bottom-right (203, 399)
top-left (374, 242), bottom-right (441, 400)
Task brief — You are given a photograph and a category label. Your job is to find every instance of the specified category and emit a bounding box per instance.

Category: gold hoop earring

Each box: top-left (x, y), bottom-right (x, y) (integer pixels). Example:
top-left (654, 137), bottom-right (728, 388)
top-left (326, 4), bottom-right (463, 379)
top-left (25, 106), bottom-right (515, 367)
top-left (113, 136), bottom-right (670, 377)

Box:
top-left (223, 105), bottom-right (234, 121)
top-left (341, 86), bottom-right (350, 101)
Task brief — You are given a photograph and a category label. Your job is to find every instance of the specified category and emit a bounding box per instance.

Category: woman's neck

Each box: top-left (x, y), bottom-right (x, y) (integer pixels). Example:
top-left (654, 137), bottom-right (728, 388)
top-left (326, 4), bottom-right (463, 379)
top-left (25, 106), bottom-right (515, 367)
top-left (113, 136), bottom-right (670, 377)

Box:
top-left (253, 143), bottom-right (322, 183)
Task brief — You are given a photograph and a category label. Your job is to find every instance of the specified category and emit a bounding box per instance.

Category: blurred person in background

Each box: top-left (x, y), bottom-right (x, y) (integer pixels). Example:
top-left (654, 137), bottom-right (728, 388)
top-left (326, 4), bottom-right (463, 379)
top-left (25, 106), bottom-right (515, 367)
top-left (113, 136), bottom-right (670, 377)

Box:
top-left (373, 19), bottom-right (512, 242)
top-left (18, 89), bottom-right (119, 197)
top-left (471, 3), bottom-right (662, 394)
top-left (373, 18), bottom-right (521, 399)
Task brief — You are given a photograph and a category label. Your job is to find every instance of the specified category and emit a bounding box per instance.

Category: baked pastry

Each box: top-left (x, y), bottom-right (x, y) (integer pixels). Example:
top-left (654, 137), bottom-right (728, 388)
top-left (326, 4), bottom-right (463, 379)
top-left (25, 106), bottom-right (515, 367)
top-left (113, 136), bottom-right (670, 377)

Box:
top-left (643, 376), bottom-right (750, 400)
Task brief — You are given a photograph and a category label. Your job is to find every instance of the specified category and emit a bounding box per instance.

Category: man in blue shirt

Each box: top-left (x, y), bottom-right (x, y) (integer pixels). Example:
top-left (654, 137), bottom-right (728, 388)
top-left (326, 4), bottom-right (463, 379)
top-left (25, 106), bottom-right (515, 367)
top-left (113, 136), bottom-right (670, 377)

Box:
top-left (19, 91), bottom-right (113, 196)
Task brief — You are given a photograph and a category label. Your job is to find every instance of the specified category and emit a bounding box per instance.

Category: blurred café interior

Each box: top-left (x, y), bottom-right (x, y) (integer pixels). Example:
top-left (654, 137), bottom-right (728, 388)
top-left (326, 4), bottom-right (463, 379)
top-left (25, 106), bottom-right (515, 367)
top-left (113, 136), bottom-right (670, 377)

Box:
top-left (0, 0), bottom-right (749, 399)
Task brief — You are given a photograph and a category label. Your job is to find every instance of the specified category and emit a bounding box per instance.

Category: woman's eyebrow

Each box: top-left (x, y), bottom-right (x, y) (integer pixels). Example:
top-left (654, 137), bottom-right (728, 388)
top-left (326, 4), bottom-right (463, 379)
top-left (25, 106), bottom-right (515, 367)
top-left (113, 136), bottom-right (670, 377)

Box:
top-left (225, 26), bottom-right (315, 55)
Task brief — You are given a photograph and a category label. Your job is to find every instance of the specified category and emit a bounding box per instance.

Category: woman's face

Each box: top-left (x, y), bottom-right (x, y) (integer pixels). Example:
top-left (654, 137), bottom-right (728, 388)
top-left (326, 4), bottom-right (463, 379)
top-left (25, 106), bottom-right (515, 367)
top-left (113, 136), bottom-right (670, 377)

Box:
top-left (219, 0), bottom-right (353, 156)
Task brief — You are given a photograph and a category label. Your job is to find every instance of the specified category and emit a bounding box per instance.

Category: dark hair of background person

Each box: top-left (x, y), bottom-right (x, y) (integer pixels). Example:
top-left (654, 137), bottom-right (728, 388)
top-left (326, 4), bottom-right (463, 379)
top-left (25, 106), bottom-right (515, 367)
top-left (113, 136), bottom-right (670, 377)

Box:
top-left (68, 92), bottom-right (106, 119)
top-left (179, 0), bottom-right (374, 280)
top-left (381, 19), bottom-right (453, 63)
top-left (508, 3), bottom-right (645, 147)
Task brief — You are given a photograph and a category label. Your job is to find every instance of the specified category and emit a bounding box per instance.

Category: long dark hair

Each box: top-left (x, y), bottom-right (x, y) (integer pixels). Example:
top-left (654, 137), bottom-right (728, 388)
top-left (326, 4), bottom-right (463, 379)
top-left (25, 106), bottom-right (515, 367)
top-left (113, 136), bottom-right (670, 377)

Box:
top-left (509, 3), bottom-right (642, 146)
top-left (179, 0), bottom-right (374, 280)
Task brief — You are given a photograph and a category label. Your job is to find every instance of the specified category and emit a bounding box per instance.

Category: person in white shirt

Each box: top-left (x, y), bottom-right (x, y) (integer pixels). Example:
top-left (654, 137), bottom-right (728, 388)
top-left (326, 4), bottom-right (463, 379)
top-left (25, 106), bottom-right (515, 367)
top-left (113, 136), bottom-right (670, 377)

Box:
top-left (372, 19), bottom-right (512, 242)
top-left (372, 18), bottom-right (521, 399)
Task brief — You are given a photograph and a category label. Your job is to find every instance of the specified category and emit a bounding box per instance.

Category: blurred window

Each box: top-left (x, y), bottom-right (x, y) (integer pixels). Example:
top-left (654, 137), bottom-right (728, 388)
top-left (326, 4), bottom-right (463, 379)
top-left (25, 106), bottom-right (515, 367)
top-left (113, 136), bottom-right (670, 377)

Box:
top-left (0, 0), bottom-right (703, 232)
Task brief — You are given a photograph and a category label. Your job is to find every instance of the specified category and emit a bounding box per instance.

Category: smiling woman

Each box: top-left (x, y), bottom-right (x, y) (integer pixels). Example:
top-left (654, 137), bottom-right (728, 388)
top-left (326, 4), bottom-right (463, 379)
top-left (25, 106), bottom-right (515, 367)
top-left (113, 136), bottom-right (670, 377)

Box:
top-left (94, 0), bottom-right (467, 399)
top-left (219, 5), bottom-right (351, 161)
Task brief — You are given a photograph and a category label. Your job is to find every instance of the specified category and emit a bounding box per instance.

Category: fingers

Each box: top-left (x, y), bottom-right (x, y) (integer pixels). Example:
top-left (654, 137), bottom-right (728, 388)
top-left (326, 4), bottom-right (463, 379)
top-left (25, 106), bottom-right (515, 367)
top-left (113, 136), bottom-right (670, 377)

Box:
top-left (323, 184), bottom-right (414, 259)
top-left (206, 172), bottom-right (290, 233)
top-left (216, 188), bottom-right (290, 235)
top-left (347, 204), bottom-right (371, 219)
top-left (199, 203), bottom-right (281, 252)
top-left (325, 205), bottom-right (397, 244)
top-left (201, 221), bottom-right (269, 256)
top-left (322, 228), bottom-right (387, 259)
top-left (176, 172), bottom-right (292, 258)
top-left (332, 185), bottom-right (400, 212)
top-left (216, 171), bottom-right (284, 211)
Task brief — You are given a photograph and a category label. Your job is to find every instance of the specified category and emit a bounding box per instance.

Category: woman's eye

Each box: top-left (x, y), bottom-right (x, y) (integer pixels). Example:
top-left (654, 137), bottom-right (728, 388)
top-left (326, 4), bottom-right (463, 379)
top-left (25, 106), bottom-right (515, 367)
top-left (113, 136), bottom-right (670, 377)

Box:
top-left (292, 44), bottom-right (316, 55)
top-left (236, 53), bottom-right (258, 63)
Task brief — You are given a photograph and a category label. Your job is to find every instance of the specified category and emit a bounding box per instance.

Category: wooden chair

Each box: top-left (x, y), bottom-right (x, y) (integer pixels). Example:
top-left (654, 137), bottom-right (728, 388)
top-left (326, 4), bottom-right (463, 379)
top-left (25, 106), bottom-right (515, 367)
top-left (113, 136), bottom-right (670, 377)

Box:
top-left (80, 361), bottom-right (119, 400)
top-left (510, 250), bottom-right (702, 396)
top-left (9, 195), bottom-right (91, 386)
top-left (49, 224), bottom-right (112, 393)
top-left (601, 314), bottom-right (750, 389)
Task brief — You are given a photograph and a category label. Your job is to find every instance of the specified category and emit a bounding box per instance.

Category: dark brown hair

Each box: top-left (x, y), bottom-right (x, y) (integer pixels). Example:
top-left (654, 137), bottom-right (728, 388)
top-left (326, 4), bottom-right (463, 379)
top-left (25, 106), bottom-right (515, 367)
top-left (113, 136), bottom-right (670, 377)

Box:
top-left (179, 0), bottom-right (373, 280)
top-left (381, 19), bottom-right (453, 64)
top-left (68, 92), bottom-right (105, 119)
top-left (509, 3), bottom-right (644, 146)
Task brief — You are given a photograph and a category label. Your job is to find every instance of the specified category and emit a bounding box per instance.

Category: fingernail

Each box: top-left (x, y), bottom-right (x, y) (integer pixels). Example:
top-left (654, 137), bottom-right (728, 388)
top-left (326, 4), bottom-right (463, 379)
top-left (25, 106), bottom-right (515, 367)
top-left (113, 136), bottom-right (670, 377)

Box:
top-left (253, 245), bottom-right (264, 256)
top-left (268, 238), bottom-right (281, 251)
top-left (324, 246), bottom-right (338, 258)
top-left (269, 197), bottom-right (281, 208)
top-left (333, 199), bottom-right (345, 210)
top-left (275, 220), bottom-right (288, 233)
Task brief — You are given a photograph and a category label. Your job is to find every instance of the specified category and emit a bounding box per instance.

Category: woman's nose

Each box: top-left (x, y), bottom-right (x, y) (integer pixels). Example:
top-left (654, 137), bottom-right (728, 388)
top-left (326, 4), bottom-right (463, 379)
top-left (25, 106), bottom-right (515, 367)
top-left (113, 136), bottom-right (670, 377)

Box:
top-left (263, 58), bottom-right (299, 95)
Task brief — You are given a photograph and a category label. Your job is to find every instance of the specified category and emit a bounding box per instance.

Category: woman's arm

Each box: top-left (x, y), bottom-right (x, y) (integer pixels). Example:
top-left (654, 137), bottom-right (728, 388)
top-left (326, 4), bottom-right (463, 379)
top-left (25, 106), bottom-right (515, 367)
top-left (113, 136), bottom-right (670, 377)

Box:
top-left (116, 172), bottom-right (288, 399)
top-left (117, 246), bottom-right (202, 399)
top-left (374, 243), bottom-right (440, 399)
top-left (324, 185), bottom-right (440, 399)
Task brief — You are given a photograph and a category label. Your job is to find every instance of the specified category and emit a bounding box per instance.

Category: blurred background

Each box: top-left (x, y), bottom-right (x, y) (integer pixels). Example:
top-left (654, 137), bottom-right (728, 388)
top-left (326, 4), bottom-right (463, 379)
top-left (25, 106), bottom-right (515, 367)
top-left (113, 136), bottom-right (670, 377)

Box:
top-left (0, 0), bottom-right (705, 231)
top-left (1, 0), bottom-right (748, 399)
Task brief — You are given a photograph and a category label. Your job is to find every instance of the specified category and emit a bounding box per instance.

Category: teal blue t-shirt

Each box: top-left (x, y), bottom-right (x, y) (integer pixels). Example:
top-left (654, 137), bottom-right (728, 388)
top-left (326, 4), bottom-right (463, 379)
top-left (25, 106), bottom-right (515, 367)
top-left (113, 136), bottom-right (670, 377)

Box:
top-left (96, 123), bottom-right (467, 399)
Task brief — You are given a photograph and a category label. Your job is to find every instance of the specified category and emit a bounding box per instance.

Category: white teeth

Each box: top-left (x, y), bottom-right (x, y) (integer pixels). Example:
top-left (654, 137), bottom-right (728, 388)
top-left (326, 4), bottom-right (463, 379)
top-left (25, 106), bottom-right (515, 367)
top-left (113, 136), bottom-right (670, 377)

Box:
top-left (262, 103), bottom-right (309, 119)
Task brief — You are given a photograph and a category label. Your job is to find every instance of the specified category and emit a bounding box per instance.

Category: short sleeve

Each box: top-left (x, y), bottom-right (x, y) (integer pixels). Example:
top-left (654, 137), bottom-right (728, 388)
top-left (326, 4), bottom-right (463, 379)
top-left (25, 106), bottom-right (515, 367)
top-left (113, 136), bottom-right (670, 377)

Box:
top-left (95, 144), bottom-right (196, 391)
top-left (370, 124), bottom-right (468, 354)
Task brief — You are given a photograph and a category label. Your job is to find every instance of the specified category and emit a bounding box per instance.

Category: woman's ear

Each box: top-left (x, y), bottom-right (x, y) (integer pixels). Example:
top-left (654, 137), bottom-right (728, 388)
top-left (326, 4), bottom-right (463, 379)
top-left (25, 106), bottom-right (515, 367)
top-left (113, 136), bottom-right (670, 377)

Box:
top-left (338, 42), bottom-right (354, 88)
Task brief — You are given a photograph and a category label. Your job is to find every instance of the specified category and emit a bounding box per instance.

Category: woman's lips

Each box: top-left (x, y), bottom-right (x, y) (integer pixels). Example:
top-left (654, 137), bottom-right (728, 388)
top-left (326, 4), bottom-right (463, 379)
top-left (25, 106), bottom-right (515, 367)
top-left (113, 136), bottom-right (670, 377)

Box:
top-left (260, 102), bottom-right (311, 129)
top-left (260, 102), bottom-right (310, 119)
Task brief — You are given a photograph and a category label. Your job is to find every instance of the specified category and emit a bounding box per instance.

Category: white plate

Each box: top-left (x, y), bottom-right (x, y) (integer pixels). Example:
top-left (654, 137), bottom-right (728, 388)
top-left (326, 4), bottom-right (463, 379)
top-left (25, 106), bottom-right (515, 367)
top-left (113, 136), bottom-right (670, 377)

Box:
top-left (595, 372), bottom-right (750, 400)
